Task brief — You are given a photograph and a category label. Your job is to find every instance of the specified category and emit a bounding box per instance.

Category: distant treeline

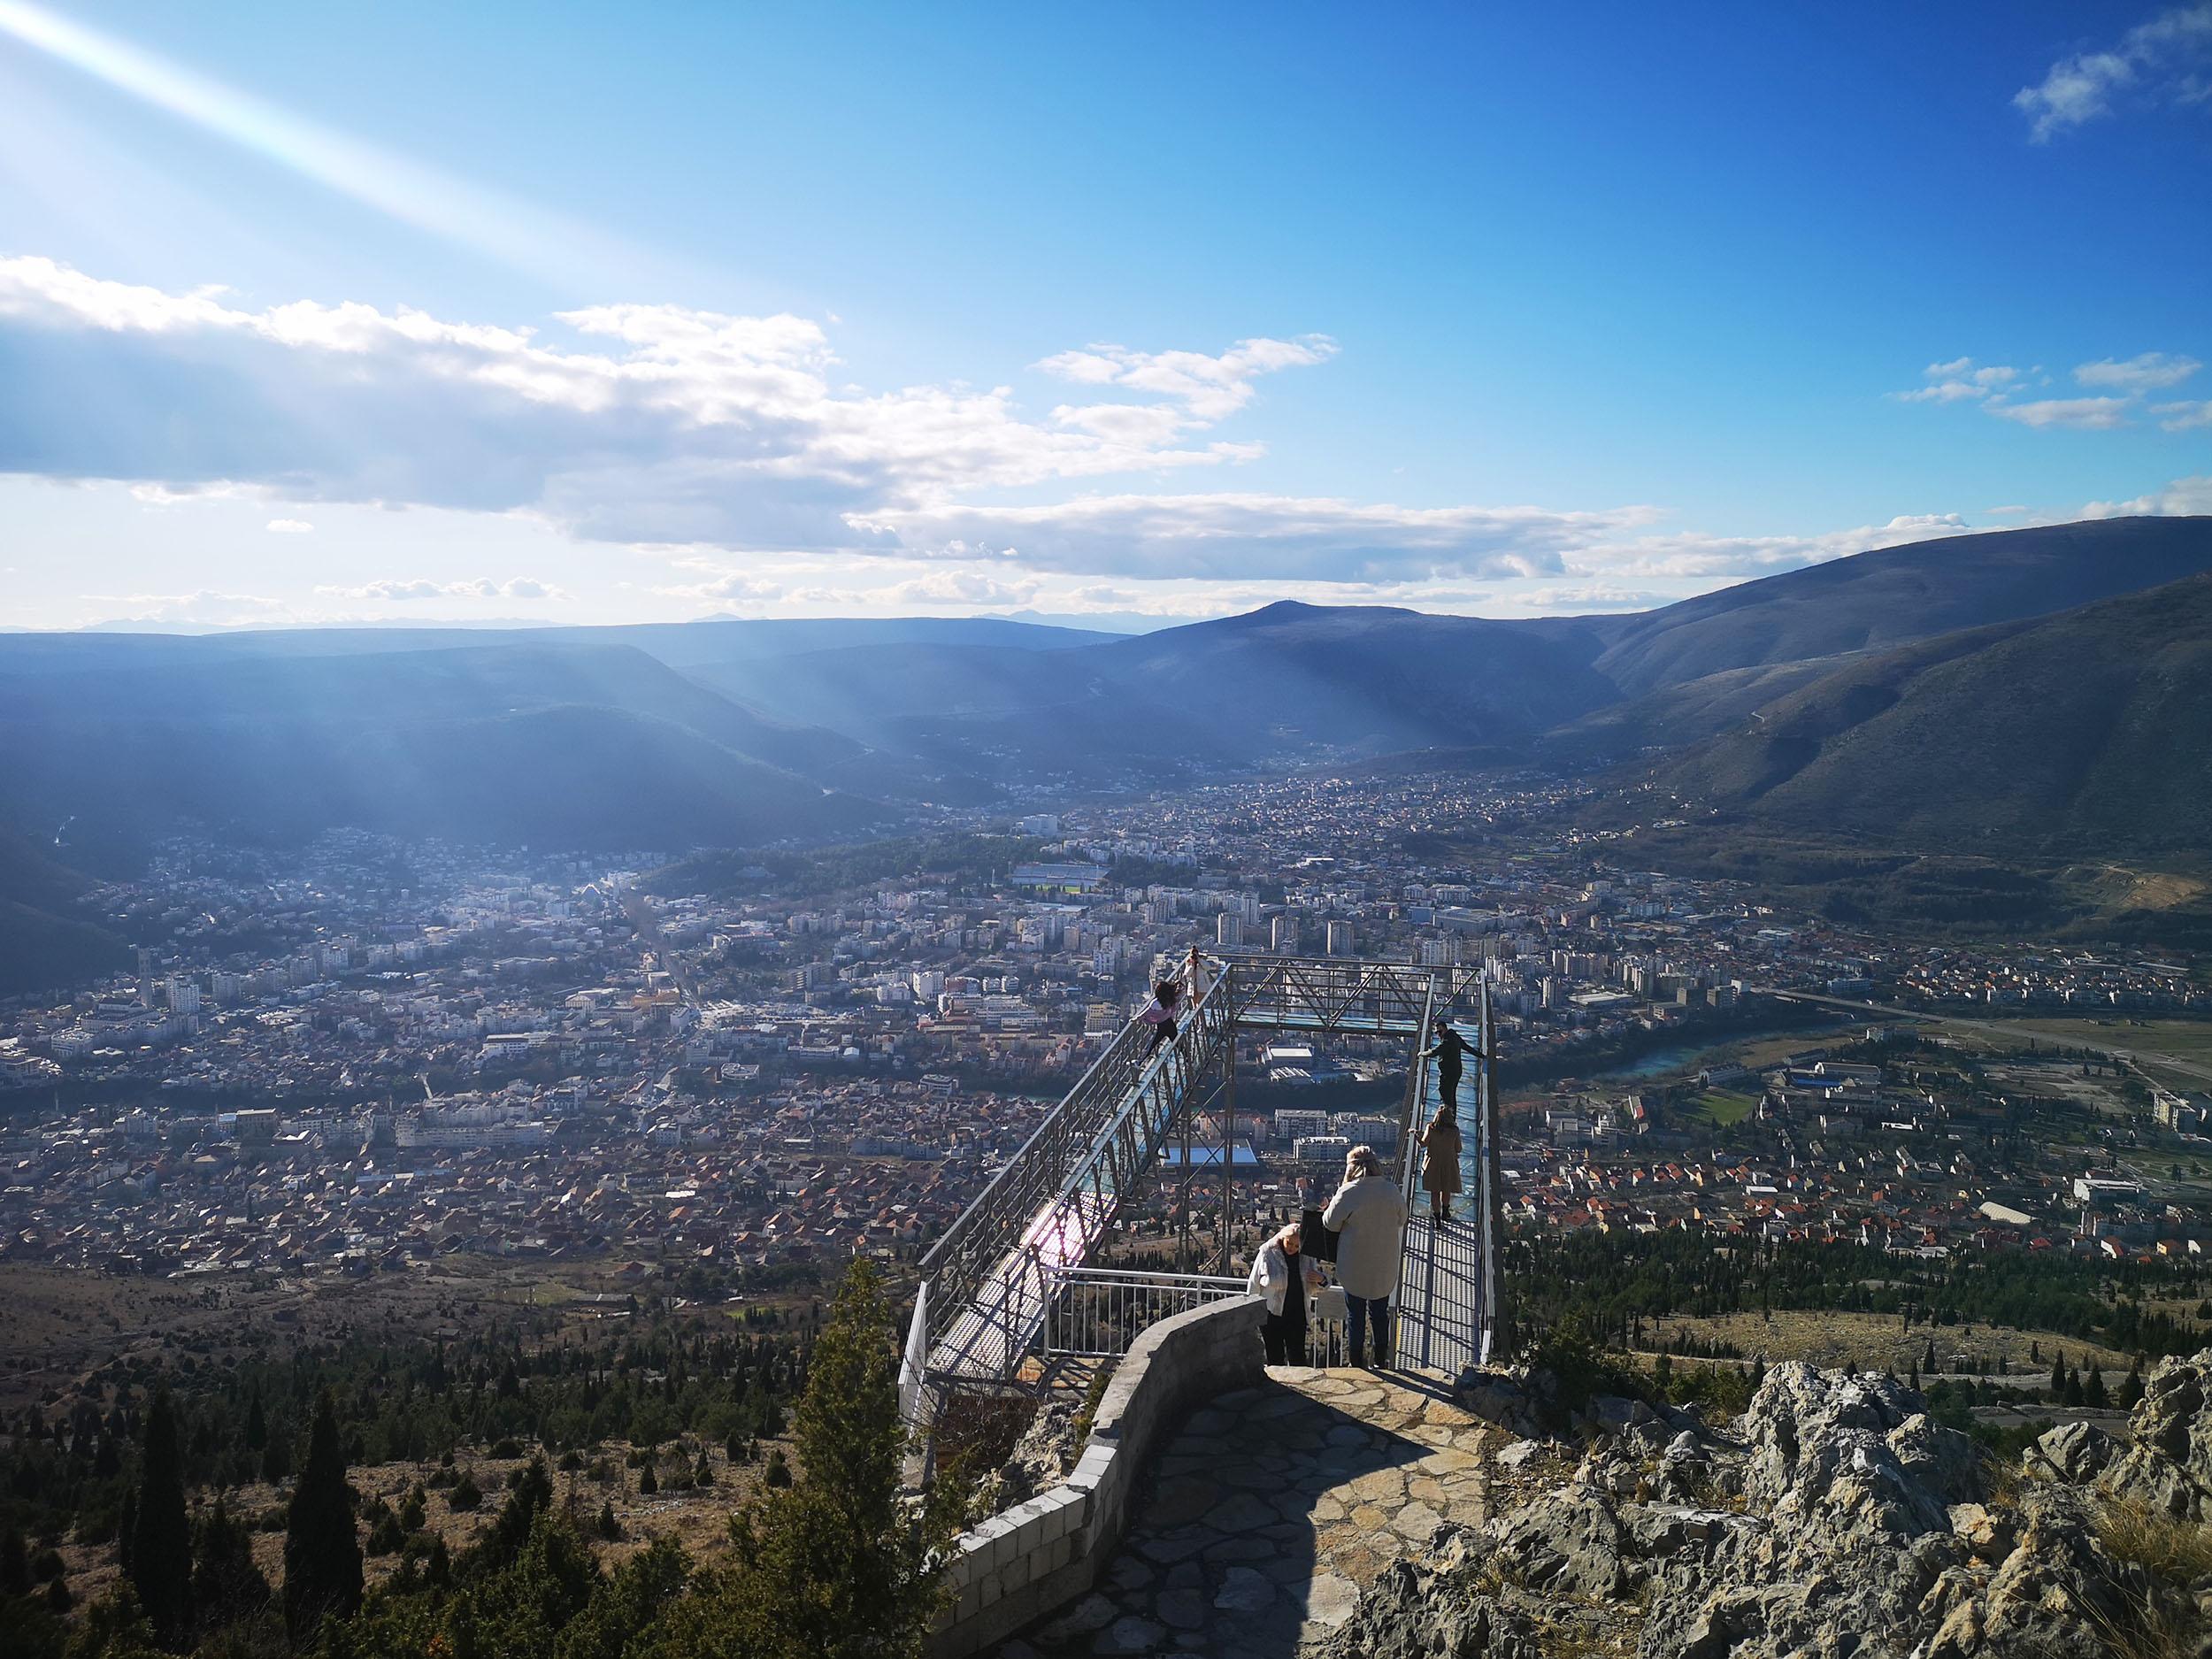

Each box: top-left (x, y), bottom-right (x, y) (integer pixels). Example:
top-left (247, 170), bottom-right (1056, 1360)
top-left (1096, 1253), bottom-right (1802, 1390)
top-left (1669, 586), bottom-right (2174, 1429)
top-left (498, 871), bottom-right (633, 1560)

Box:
top-left (1, 1319), bottom-right (808, 1556)
top-left (1509, 1231), bottom-right (2210, 1361)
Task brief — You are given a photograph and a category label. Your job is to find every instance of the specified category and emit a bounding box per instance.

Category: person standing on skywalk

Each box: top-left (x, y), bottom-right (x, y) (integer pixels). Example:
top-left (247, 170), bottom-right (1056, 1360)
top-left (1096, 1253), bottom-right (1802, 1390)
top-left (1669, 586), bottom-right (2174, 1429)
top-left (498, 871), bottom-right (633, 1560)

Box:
top-left (1179, 943), bottom-right (1215, 1010)
top-left (1417, 1098), bottom-right (1462, 1225)
top-left (1422, 1021), bottom-right (1479, 1110)
top-left (1322, 1145), bottom-right (1406, 1368)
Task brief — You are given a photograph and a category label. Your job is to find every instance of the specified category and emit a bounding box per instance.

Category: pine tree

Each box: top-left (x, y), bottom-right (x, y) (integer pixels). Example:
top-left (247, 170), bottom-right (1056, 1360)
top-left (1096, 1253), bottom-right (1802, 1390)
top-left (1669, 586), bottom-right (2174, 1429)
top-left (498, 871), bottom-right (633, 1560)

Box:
top-left (2, 1526), bottom-right (29, 1598)
top-left (190, 1499), bottom-right (270, 1639)
top-left (656, 1259), bottom-right (953, 1659)
top-left (281, 1391), bottom-right (361, 1645)
top-left (129, 1389), bottom-right (193, 1649)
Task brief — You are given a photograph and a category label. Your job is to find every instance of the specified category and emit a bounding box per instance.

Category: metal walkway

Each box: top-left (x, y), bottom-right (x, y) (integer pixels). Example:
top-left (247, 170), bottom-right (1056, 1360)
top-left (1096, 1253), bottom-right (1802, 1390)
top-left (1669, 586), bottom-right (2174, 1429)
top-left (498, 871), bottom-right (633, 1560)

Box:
top-left (904, 956), bottom-right (1498, 1417)
top-left (1392, 980), bottom-right (1499, 1376)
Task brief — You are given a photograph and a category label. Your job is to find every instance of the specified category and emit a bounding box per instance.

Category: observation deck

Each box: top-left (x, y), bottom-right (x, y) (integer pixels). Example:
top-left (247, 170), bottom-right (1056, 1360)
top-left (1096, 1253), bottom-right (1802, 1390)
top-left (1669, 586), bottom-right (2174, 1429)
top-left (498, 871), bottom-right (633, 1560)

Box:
top-left (902, 956), bottom-right (1502, 1424)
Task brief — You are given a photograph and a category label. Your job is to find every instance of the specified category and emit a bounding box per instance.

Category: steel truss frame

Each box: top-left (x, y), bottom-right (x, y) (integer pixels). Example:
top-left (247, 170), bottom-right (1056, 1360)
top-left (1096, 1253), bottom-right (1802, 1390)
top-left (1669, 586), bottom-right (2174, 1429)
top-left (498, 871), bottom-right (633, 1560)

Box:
top-left (909, 956), bottom-right (1491, 1402)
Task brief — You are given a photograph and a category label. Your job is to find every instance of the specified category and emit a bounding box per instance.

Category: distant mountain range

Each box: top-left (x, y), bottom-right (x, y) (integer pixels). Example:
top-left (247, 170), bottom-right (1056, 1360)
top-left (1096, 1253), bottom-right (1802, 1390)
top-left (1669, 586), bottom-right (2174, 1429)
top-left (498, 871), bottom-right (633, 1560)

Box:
top-left (4, 515), bottom-right (2210, 989)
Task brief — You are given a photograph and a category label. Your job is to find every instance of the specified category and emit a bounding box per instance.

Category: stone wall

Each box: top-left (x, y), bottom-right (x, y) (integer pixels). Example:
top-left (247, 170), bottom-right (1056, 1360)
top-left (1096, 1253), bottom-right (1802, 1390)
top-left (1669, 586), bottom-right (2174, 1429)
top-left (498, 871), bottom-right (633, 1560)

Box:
top-left (930, 1294), bottom-right (1265, 1656)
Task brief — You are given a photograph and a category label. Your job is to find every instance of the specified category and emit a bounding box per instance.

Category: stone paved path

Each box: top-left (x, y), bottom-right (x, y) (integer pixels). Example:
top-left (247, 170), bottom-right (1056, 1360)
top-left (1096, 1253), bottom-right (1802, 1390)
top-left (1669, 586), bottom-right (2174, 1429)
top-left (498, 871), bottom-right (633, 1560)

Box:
top-left (998, 1367), bottom-right (1493, 1659)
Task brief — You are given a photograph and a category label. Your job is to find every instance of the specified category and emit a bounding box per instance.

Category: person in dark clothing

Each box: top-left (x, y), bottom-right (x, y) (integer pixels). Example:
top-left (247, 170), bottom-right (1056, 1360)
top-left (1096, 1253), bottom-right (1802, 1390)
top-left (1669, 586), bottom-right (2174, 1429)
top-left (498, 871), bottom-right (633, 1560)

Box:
top-left (1422, 1023), bottom-right (1479, 1109)
top-left (1139, 979), bottom-right (1182, 1056)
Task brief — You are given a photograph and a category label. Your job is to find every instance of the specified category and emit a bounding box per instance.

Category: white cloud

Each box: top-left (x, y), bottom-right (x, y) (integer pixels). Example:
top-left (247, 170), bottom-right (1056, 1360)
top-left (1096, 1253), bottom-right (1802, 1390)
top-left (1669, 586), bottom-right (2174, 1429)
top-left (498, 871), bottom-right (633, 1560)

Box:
top-left (1988, 396), bottom-right (2133, 429)
top-left (2153, 400), bottom-right (2212, 429)
top-left (1893, 358), bottom-right (2017, 404)
top-left (75, 588), bottom-right (290, 626)
top-left (2085, 474), bottom-right (2212, 517)
top-left (1037, 335), bottom-right (1335, 428)
top-left (265, 517), bottom-right (314, 534)
top-left (316, 576), bottom-right (570, 602)
top-left (2075, 351), bottom-right (2202, 391)
top-left (1893, 358), bottom-right (2020, 403)
top-left (1567, 514), bottom-right (1979, 581)
top-left (0, 255), bottom-right (1334, 564)
top-left (852, 493), bottom-right (1655, 582)
top-left (2015, 4), bottom-right (2212, 140)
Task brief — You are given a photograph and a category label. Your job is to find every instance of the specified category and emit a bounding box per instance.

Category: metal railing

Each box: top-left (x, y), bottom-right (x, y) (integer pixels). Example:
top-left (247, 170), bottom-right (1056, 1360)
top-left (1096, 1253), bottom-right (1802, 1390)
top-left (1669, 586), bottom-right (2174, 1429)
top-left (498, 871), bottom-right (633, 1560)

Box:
top-left (1391, 979), bottom-right (1497, 1375)
top-left (918, 973), bottom-right (1237, 1379)
top-left (1041, 1265), bottom-right (1248, 1358)
top-left (911, 956), bottom-right (1495, 1403)
top-left (1226, 956), bottom-right (1481, 1033)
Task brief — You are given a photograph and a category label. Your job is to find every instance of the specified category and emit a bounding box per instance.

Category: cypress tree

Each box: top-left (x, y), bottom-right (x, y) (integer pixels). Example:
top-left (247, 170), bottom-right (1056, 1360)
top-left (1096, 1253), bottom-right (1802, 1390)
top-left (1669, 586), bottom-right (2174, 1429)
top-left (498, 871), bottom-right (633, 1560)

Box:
top-left (2, 1526), bottom-right (29, 1598)
top-left (129, 1389), bottom-right (193, 1649)
top-left (244, 1392), bottom-right (267, 1452)
top-left (190, 1499), bottom-right (269, 1638)
top-left (2085, 1366), bottom-right (2109, 1409)
top-left (281, 1392), bottom-right (361, 1644)
top-left (2049, 1352), bottom-right (2067, 1400)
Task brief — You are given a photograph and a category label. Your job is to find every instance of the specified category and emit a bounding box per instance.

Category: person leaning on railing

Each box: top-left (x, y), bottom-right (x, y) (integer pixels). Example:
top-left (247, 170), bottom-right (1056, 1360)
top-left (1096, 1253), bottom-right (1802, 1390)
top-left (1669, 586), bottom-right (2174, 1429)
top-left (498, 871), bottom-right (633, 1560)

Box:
top-left (1322, 1145), bottom-right (1406, 1368)
top-left (1138, 979), bottom-right (1182, 1056)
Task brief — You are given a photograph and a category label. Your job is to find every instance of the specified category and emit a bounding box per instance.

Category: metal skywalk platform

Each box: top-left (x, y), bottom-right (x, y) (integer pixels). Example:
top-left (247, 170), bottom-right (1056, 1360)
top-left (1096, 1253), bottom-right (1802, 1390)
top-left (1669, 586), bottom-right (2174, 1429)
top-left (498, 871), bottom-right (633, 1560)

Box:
top-left (905, 956), bottom-right (1502, 1416)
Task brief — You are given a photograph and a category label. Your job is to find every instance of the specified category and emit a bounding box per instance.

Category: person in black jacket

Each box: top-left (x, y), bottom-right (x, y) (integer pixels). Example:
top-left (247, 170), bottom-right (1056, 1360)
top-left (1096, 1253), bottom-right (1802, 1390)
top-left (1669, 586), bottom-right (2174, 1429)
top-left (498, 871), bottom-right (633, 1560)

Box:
top-left (1423, 1023), bottom-right (1479, 1110)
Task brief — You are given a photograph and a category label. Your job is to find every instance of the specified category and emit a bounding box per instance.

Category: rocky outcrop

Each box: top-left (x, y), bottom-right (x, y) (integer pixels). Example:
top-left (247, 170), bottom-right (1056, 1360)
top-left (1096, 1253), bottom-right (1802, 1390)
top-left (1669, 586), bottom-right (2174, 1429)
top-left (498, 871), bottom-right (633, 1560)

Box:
top-left (2097, 1349), bottom-right (2212, 1518)
top-left (1337, 1357), bottom-right (2212, 1659)
top-left (1640, 1364), bottom-right (1984, 1659)
top-left (1314, 1526), bottom-right (1568, 1659)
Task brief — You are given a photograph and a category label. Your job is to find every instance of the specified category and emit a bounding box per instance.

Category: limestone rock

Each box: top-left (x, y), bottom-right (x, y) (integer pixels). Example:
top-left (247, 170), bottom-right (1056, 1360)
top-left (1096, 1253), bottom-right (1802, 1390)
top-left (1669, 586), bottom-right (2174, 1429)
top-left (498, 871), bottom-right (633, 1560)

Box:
top-left (1487, 1487), bottom-right (1636, 1598)
top-left (1313, 1532), bottom-right (1548, 1659)
top-left (2024, 1420), bottom-right (2116, 1486)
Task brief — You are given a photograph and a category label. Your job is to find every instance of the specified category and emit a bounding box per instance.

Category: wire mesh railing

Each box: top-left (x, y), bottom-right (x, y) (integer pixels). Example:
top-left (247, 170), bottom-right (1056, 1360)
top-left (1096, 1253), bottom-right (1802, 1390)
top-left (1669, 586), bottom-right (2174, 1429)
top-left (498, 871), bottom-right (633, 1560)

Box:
top-left (1040, 1265), bottom-right (1248, 1358)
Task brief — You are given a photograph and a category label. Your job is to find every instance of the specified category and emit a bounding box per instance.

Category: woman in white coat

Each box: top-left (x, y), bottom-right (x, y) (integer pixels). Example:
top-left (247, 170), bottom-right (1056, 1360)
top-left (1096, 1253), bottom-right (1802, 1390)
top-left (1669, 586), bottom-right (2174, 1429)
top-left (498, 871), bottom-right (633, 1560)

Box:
top-left (1321, 1145), bottom-right (1406, 1367)
top-left (1246, 1220), bottom-right (1324, 1365)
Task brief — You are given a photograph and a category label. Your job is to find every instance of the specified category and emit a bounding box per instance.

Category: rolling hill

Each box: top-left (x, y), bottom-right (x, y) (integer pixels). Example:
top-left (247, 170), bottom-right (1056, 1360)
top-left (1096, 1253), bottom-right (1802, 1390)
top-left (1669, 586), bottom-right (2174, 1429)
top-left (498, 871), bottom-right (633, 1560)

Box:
top-left (1638, 571), bottom-right (2212, 859)
top-left (0, 641), bottom-right (885, 855)
top-left (5, 514), bottom-right (2210, 874)
top-left (1589, 516), bottom-right (2212, 695)
top-left (0, 825), bottom-right (127, 998)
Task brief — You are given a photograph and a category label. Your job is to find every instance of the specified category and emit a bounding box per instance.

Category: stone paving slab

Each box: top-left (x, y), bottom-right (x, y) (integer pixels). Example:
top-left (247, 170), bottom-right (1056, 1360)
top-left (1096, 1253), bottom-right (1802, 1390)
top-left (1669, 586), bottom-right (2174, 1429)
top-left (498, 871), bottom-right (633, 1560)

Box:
top-left (995, 1368), bottom-right (1491, 1659)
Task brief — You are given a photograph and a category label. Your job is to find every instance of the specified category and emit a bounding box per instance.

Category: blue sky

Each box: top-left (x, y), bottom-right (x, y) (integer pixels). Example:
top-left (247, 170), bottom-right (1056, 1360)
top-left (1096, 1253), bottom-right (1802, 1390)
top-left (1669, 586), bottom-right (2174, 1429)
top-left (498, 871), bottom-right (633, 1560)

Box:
top-left (1, 0), bottom-right (2208, 630)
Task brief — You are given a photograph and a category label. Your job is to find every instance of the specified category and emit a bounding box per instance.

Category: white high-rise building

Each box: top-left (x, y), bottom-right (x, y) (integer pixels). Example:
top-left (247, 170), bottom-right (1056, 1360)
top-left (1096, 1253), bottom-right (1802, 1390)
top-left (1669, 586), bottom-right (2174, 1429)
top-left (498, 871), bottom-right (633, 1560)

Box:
top-left (1217, 912), bottom-right (1243, 949)
top-left (1325, 920), bottom-right (1354, 956)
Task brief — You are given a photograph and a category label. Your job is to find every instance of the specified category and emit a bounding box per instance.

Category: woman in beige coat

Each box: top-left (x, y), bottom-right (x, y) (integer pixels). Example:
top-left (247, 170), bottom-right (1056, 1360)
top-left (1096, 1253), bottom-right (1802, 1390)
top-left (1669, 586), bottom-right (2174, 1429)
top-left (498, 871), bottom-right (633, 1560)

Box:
top-left (1417, 1100), bottom-right (1462, 1225)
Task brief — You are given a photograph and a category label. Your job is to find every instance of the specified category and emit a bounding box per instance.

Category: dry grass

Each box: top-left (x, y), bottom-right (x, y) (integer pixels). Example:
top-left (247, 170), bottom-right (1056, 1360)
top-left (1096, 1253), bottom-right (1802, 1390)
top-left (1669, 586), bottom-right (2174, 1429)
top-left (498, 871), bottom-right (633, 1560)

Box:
top-left (1649, 1309), bottom-right (2131, 1377)
top-left (2097, 1499), bottom-right (2212, 1586)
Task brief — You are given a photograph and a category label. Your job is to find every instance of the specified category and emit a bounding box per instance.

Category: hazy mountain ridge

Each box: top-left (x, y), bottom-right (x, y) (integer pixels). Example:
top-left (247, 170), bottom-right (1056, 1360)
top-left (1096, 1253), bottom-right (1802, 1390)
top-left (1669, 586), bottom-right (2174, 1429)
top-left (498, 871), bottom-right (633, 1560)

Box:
top-left (4, 515), bottom-right (2210, 907)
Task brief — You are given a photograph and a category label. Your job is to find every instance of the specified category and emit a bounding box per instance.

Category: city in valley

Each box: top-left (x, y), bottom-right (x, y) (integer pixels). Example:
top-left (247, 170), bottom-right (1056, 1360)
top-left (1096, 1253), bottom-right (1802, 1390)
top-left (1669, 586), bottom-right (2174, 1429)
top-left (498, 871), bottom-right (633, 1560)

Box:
top-left (8, 767), bottom-right (2208, 1358)
top-left (8, 6), bottom-right (2212, 1657)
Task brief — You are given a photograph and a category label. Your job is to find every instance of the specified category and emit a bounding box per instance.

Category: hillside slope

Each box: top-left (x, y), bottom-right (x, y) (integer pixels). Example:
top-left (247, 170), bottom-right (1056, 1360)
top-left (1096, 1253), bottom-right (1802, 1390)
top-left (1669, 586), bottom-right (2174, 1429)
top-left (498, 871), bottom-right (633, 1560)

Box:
top-left (0, 825), bottom-right (127, 997)
top-left (0, 643), bottom-right (882, 851)
top-left (1594, 515), bottom-right (2212, 695)
top-left (1641, 571), bottom-right (2212, 857)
